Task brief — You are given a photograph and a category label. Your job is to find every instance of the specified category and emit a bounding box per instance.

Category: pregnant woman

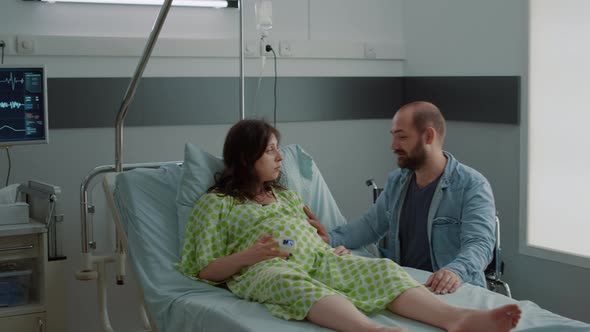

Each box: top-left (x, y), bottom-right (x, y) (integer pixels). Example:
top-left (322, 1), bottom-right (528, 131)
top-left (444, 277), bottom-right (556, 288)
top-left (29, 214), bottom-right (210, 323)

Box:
top-left (177, 119), bottom-right (521, 332)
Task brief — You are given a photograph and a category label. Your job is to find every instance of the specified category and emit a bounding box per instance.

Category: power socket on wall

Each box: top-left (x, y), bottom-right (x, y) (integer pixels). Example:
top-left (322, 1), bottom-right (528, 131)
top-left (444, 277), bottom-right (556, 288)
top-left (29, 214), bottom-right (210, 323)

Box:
top-left (260, 40), bottom-right (276, 57)
top-left (244, 41), bottom-right (258, 57)
top-left (0, 34), bottom-right (14, 55)
top-left (364, 43), bottom-right (377, 59)
top-left (279, 41), bottom-right (293, 57)
top-left (16, 36), bottom-right (35, 55)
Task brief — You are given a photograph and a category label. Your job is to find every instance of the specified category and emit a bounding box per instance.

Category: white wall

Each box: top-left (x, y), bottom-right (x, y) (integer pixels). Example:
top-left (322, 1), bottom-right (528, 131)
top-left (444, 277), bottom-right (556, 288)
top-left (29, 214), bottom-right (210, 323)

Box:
top-left (0, 0), bottom-right (405, 77)
top-left (403, 0), bottom-right (590, 323)
top-left (0, 1), bottom-right (404, 331)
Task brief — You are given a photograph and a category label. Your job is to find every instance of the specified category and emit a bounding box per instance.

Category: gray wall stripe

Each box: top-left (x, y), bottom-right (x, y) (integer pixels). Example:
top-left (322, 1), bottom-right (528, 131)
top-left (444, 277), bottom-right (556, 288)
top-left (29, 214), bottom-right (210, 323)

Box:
top-left (404, 76), bottom-right (520, 124)
top-left (47, 76), bottom-right (518, 129)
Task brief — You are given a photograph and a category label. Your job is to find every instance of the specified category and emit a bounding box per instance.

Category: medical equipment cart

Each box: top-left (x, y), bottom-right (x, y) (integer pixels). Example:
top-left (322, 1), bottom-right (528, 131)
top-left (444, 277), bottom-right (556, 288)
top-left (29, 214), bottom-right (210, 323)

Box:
top-left (0, 221), bottom-right (48, 331)
top-left (0, 180), bottom-right (66, 331)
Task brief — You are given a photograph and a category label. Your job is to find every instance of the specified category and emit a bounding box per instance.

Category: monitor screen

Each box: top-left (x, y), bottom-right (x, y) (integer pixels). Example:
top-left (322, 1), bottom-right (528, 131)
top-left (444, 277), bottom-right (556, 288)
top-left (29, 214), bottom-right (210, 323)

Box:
top-left (0, 65), bottom-right (48, 146)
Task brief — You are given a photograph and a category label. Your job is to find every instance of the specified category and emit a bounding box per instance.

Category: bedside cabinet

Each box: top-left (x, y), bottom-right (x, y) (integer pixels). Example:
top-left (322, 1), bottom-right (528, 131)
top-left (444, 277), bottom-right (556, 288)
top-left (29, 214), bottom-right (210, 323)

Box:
top-left (0, 222), bottom-right (47, 332)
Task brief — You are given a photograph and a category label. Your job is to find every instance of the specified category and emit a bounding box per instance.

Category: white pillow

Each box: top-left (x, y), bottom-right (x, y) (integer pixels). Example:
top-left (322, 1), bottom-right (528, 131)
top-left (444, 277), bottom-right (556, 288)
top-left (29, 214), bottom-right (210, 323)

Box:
top-left (175, 143), bottom-right (224, 254)
top-left (175, 143), bottom-right (347, 254)
top-left (279, 144), bottom-right (347, 231)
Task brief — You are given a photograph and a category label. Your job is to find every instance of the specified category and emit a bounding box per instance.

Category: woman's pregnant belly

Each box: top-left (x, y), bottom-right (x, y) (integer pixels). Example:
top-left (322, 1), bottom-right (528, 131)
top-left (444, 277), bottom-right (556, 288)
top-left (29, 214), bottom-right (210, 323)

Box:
top-left (234, 216), bottom-right (330, 258)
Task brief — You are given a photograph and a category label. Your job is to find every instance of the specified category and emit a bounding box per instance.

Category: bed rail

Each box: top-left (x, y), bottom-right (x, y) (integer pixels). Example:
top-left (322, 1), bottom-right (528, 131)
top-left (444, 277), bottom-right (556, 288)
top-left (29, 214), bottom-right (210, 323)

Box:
top-left (76, 161), bottom-right (181, 332)
top-left (79, 161), bottom-right (182, 255)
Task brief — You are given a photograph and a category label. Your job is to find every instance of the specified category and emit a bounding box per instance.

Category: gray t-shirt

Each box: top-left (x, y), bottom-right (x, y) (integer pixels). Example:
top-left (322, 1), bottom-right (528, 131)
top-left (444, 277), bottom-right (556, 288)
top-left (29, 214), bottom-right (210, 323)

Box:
top-left (399, 174), bottom-right (441, 271)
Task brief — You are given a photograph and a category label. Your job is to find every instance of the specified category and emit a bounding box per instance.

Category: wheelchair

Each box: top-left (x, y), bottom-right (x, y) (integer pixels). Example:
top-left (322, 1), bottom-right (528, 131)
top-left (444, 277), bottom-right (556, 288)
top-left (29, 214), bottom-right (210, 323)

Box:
top-left (365, 179), bottom-right (511, 297)
top-left (484, 215), bottom-right (511, 297)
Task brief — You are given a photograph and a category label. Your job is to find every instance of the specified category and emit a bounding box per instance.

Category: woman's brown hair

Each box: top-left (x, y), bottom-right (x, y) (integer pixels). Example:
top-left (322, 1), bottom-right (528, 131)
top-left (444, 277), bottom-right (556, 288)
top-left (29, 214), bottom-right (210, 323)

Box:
top-left (209, 119), bottom-right (285, 201)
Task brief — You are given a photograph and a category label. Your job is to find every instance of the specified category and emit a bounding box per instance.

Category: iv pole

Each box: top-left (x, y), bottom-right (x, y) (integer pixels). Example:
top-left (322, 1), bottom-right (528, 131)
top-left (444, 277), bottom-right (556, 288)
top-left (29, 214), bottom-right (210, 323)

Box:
top-left (114, 0), bottom-right (245, 173)
top-left (77, 1), bottom-right (245, 330)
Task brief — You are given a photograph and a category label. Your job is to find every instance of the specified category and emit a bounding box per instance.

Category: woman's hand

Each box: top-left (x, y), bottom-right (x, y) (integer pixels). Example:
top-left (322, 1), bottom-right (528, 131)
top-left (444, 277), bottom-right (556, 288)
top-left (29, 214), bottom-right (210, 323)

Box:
top-left (303, 206), bottom-right (330, 244)
top-left (198, 235), bottom-right (288, 282)
top-left (333, 245), bottom-right (352, 256)
top-left (239, 234), bottom-right (289, 266)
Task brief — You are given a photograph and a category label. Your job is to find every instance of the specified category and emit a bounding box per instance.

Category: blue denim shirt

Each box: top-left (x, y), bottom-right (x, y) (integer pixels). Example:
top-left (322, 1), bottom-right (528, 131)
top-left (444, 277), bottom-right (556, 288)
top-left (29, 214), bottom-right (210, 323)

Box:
top-left (329, 152), bottom-right (496, 287)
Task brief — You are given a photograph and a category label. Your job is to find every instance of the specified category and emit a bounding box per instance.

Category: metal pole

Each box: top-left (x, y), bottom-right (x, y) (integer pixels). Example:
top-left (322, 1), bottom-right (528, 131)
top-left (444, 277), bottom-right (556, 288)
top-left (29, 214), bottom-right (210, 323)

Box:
top-left (239, 0), bottom-right (245, 120)
top-left (115, 0), bottom-right (174, 172)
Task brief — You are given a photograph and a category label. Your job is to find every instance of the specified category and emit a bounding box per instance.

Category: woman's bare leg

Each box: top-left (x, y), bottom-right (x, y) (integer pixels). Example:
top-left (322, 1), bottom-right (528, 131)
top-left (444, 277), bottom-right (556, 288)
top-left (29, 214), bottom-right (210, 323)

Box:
top-left (307, 295), bottom-right (406, 332)
top-left (387, 287), bottom-right (521, 332)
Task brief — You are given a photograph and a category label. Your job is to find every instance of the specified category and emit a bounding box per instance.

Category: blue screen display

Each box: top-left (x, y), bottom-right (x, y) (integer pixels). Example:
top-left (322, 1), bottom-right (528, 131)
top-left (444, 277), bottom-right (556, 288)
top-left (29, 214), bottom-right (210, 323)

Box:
top-left (0, 66), bottom-right (47, 145)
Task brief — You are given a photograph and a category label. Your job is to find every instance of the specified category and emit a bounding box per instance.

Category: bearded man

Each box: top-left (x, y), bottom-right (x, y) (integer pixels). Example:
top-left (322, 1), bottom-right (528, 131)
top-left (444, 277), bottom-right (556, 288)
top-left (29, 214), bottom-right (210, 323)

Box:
top-left (321, 101), bottom-right (496, 294)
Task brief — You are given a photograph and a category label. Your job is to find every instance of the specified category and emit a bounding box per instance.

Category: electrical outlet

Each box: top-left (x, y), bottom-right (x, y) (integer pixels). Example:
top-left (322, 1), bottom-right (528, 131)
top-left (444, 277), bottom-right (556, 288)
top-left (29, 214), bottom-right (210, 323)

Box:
top-left (244, 41), bottom-right (258, 57)
top-left (279, 40), bottom-right (293, 57)
top-left (16, 36), bottom-right (35, 55)
top-left (0, 34), bottom-right (14, 55)
top-left (364, 43), bottom-right (377, 59)
top-left (260, 40), bottom-right (276, 57)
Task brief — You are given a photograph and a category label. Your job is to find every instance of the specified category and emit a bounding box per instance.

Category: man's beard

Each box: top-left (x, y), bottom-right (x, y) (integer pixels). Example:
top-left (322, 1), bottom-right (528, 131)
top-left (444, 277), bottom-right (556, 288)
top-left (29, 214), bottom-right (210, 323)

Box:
top-left (396, 140), bottom-right (427, 170)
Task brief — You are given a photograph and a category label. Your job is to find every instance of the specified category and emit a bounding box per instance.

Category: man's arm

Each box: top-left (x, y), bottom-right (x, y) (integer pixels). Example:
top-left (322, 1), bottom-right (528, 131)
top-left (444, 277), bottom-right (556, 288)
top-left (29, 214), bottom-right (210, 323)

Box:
top-left (329, 179), bottom-right (393, 249)
top-left (442, 179), bottom-right (496, 284)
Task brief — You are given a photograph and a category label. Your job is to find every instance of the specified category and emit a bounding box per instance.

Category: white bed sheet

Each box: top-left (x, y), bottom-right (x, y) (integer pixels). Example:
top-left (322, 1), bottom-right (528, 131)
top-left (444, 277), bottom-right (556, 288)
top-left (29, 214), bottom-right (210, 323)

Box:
top-left (111, 163), bottom-right (590, 332)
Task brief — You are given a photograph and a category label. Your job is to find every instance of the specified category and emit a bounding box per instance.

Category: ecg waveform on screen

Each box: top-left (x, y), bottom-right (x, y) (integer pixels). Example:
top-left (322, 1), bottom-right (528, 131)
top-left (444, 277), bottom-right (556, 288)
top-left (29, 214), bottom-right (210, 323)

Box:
top-left (0, 125), bottom-right (26, 133)
top-left (0, 72), bottom-right (25, 91)
top-left (0, 101), bottom-right (24, 109)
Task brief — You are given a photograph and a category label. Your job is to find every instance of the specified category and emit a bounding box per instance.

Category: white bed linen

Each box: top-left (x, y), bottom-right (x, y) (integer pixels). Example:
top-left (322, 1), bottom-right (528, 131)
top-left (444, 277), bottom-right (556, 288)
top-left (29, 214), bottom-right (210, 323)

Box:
top-left (111, 162), bottom-right (590, 332)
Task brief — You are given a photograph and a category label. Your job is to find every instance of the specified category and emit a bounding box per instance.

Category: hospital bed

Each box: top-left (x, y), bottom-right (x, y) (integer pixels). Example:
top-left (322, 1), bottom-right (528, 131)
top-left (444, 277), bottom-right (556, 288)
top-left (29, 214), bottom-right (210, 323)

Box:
top-left (79, 142), bottom-right (590, 332)
top-left (73, 2), bottom-right (589, 329)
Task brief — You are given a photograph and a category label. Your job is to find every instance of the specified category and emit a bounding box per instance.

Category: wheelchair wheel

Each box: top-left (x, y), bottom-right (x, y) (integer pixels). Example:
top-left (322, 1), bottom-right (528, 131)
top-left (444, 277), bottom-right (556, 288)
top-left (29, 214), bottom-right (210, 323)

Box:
top-left (487, 279), bottom-right (512, 298)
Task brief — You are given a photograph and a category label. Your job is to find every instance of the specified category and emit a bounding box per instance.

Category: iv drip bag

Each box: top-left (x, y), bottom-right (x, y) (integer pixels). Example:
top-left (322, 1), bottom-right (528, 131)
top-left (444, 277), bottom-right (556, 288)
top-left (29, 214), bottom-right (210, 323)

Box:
top-left (255, 0), bottom-right (272, 32)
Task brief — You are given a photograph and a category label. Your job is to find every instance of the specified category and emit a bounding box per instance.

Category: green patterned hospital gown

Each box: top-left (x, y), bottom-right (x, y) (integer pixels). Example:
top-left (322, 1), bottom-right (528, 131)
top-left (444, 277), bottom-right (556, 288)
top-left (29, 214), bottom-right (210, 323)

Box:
top-left (177, 189), bottom-right (420, 320)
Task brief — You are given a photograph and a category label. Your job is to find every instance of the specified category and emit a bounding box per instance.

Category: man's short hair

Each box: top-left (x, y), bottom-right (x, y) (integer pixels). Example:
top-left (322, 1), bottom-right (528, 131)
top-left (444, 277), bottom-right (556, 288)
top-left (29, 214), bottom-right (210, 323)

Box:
top-left (406, 101), bottom-right (446, 143)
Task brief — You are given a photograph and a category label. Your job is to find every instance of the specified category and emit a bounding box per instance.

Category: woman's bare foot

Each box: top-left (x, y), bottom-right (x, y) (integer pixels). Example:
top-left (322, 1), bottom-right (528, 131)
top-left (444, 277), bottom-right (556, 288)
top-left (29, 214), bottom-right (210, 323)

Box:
top-left (449, 304), bottom-right (521, 332)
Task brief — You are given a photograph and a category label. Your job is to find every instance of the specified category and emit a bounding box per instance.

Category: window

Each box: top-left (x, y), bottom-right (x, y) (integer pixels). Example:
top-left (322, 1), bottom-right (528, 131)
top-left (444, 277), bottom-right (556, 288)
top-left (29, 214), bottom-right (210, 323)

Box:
top-left (525, 0), bottom-right (590, 268)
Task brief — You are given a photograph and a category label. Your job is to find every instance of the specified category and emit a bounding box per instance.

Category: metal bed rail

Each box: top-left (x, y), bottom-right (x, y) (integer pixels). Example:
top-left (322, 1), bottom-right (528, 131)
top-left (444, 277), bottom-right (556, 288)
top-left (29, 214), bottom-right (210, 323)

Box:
top-left (76, 161), bottom-right (182, 332)
top-left (79, 161), bottom-right (182, 255)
